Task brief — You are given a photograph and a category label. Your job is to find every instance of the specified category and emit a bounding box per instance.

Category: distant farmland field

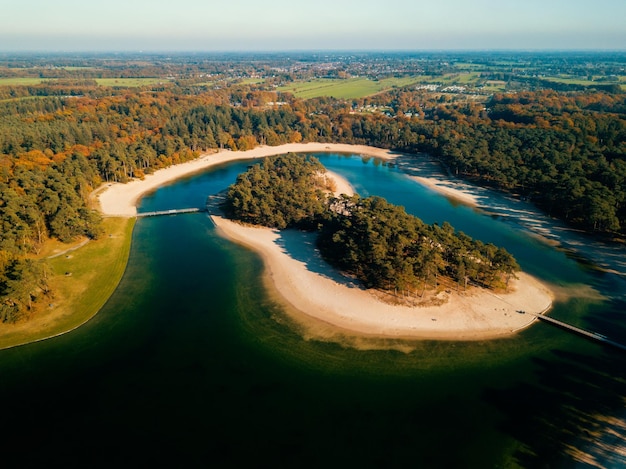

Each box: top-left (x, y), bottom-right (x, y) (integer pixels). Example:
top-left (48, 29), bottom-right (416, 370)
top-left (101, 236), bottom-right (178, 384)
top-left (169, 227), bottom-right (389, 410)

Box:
top-left (0, 77), bottom-right (51, 86)
top-left (0, 77), bottom-right (169, 88)
top-left (278, 76), bottom-right (427, 99)
top-left (95, 78), bottom-right (170, 87)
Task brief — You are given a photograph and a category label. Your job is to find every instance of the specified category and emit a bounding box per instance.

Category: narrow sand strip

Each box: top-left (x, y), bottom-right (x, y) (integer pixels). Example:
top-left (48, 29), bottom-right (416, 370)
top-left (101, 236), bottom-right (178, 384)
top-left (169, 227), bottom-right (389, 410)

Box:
top-left (97, 143), bottom-right (396, 217)
top-left (97, 143), bottom-right (553, 340)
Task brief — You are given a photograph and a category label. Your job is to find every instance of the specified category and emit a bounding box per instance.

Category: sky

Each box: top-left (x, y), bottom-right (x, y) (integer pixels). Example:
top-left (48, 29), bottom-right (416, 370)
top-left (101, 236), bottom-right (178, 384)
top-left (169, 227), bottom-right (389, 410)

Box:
top-left (2, 0), bottom-right (625, 52)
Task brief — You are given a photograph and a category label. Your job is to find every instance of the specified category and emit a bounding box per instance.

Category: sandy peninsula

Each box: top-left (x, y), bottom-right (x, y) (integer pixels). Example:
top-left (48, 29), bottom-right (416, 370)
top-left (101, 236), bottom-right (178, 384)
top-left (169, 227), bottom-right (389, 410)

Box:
top-left (212, 215), bottom-right (551, 340)
top-left (96, 143), bottom-right (553, 340)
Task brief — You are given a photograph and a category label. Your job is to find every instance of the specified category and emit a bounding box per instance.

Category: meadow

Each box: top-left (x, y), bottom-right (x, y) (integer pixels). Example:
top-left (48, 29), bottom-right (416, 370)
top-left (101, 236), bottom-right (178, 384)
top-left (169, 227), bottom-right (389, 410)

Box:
top-left (0, 77), bottom-right (51, 86)
top-left (278, 76), bottom-right (430, 99)
top-left (277, 72), bottom-right (504, 99)
top-left (543, 75), bottom-right (626, 90)
top-left (94, 77), bottom-right (170, 87)
top-left (0, 217), bottom-right (134, 350)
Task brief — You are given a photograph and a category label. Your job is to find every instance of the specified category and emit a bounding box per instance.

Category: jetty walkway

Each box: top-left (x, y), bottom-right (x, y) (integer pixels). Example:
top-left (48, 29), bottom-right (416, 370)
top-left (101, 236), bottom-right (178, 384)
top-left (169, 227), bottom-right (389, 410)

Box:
top-left (523, 310), bottom-right (626, 352)
top-left (136, 207), bottom-right (207, 217)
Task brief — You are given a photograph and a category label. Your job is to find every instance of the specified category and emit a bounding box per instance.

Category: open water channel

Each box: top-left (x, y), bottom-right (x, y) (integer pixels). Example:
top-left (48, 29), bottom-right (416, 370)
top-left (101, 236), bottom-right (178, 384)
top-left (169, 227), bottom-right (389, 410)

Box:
top-left (1, 153), bottom-right (625, 468)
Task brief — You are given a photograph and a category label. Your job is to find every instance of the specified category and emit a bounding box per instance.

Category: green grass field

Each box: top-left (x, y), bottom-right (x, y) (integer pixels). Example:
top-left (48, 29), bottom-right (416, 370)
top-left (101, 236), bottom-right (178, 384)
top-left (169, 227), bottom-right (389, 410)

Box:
top-left (278, 76), bottom-right (429, 99)
top-left (0, 77), bottom-right (169, 88)
top-left (543, 76), bottom-right (598, 86)
top-left (95, 78), bottom-right (170, 87)
top-left (277, 74), bottom-right (496, 99)
top-left (0, 77), bottom-right (51, 86)
top-left (0, 217), bottom-right (135, 350)
top-left (543, 75), bottom-right (626, 88)
top-left (481, 80), bottom-right (508, 92)
top-left (238, 77), bottom-right (266, 85)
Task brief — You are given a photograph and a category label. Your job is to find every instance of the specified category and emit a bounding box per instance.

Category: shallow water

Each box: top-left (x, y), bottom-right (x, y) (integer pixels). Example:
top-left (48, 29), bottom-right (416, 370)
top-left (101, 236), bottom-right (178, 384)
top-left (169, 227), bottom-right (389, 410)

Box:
top-left (1, 153), bottom-right (625, 468)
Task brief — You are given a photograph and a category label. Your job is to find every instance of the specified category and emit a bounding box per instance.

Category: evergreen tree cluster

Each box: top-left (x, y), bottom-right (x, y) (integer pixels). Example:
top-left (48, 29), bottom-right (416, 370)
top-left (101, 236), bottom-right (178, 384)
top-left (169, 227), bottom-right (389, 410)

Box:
top-left (222, 153), bottom-right (334, 229)
top-left (318, 195), bottom-right (518, 292)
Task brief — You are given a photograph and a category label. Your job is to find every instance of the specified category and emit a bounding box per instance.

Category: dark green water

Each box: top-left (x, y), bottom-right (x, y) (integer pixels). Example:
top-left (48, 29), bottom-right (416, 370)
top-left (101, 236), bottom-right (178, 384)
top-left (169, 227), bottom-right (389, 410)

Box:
top-left (1, 153), bottom-right (625, 468)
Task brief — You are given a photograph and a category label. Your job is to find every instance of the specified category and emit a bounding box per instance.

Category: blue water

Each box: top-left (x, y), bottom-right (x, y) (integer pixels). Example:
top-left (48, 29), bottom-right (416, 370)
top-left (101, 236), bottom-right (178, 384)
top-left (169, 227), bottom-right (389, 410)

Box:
top-left (1, 152), bottom-right (625, 468)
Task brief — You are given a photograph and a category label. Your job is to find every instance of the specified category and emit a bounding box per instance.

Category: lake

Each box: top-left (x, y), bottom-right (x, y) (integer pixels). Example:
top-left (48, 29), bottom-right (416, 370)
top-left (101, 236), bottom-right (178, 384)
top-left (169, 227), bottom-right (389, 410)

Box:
top-left (1, 152), bottom-right (625, 468)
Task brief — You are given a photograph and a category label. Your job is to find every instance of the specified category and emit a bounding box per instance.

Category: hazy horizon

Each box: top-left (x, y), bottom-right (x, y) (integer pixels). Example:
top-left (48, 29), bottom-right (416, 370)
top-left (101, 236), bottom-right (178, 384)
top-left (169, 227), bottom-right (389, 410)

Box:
top-left (3, 0), bottom-right (626, 53)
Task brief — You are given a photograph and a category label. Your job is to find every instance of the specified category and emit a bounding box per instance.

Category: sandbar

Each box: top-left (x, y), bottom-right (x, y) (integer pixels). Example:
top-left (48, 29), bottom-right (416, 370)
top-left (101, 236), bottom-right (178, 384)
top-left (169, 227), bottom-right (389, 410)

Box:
top-left (96, 143), bottom-right (553, 340)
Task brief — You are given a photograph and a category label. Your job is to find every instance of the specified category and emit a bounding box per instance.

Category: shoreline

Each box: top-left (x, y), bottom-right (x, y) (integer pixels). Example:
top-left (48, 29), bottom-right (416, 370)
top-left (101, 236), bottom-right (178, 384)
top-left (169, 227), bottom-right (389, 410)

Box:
top-left (97, 142), bottom-right (480, 216)
top-left (212, 214), bottom-right (552, 341)
top-left (97, 143), bottom-right (398, 216)
top-left (96, 142), bottom-right (553, 341)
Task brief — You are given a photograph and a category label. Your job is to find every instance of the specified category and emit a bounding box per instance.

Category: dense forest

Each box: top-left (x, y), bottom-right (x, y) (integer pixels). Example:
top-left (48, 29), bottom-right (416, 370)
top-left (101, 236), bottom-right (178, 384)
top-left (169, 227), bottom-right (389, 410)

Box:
top-left (224, 154), bottom-right (519, 293)
top-left (222, 153), bottom-right (335, 229)
top-left (0, 73), bottom-right (624, 321)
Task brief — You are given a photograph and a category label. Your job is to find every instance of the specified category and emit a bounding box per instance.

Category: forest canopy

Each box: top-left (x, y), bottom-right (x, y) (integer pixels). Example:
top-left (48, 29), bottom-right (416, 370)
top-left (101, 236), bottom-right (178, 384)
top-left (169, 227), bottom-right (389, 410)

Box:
top-left (222, 153), bottom-right (335, 229)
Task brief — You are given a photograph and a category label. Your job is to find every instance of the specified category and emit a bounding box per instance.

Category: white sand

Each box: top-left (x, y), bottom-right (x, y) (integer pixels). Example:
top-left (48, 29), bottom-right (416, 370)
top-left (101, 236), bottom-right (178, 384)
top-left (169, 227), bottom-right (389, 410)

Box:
top-left (97, 142), bottom-right (482, 215)
top-left (97, 143), bottom-right (395, 217)
top-left (409, 175), bottom-right (480, 207)
top-left (212, 215), bottom-right (552, 340)
top-left (96, 142), bottom-right (553, 340)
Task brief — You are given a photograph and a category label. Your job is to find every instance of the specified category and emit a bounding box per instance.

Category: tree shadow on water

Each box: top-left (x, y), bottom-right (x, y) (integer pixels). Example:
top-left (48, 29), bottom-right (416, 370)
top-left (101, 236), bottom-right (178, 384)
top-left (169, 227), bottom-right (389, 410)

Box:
top-left (483, 345), bottom-right (626, 468)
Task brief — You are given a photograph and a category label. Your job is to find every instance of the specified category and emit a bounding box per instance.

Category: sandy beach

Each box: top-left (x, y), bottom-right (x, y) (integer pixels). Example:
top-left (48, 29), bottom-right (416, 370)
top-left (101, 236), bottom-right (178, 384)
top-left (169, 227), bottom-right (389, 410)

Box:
top-left (96, 142), bottom-right (479, 215)
top-left (97, 142), bottom-right (553, 340)
top-left (97, 143), bottom-right (396, 217)
top-left (212, 214), bottom-right (552, 340)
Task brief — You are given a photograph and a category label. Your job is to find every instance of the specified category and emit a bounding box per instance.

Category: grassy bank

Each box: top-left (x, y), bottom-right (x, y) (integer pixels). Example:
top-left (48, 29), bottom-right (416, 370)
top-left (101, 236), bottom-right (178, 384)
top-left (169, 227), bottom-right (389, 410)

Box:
top-left (0, 217), bottom-right (135, 350)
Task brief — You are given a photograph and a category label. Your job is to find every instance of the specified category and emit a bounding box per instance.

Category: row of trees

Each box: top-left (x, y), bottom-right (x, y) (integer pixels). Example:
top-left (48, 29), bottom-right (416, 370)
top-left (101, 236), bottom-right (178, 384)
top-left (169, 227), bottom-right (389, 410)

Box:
top-left (224, 154), bottom-right (519, 293)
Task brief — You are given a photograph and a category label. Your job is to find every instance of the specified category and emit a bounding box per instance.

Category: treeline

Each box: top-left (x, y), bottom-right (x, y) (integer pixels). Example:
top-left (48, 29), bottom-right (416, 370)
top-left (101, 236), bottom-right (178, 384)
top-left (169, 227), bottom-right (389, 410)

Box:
top-left (224, 154), bottom-right (519, 293)
top-left (0, 151), bottom-right (102, 322)
top-left (331, 90), bottom-right (626, 233)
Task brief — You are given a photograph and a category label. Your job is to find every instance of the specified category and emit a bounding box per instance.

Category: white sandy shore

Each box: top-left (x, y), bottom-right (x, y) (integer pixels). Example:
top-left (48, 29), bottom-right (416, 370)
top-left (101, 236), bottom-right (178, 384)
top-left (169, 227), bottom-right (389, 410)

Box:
top-left (97, 143), bottom-right (396, 217)
top-left (96, 142), bottom-right (553, 340)
top-left (96, 142), bottom-right (478, 215)
top-left (212, 214), bottom-right (552, 340)
top-left (410, 175), bottom-right (479, 207)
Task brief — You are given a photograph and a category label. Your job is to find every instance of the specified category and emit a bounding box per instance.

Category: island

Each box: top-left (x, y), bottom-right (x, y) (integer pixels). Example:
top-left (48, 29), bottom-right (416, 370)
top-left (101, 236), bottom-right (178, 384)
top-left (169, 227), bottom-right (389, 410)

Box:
top-left (209, 149), bottom-right (552, 340)
top-left (97, 143), bottom-right (553, 340)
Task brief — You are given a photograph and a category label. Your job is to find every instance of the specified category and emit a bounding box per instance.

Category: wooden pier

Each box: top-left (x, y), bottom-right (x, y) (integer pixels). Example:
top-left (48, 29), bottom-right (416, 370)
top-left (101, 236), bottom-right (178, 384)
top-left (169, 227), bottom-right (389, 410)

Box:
top-left (137, 207), bottom-right (207, 217)
top-left (526, 311), bottom-right (626, 352)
